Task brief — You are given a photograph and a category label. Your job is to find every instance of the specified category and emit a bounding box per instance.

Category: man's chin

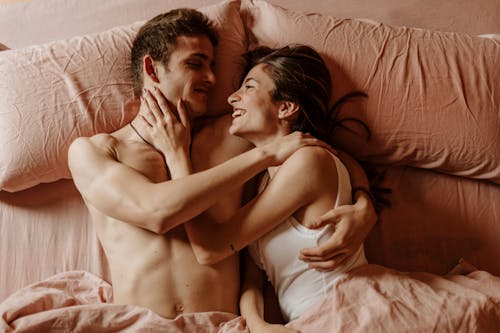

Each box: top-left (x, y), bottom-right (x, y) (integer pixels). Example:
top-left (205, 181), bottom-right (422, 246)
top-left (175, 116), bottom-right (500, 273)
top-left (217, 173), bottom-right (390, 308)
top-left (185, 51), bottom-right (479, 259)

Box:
top-left (185, 101), bottom-right (207, 119)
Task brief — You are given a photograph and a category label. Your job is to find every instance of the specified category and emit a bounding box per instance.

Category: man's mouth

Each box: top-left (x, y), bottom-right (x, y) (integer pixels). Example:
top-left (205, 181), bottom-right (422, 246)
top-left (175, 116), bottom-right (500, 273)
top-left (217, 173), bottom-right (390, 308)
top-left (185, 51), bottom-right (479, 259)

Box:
top-left (191, 88), bottom-right (209, 103)
top-left (194, 87), bottom-right (209, 96)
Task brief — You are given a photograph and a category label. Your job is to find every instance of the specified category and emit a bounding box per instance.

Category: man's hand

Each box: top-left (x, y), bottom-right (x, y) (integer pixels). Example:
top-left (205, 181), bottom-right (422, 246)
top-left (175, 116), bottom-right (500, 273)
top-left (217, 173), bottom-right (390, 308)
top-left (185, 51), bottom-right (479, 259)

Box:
top-left (299, 193), bottom-right (376, 271)
top-left (262, 132), bottom-right (336, 166)
top-left (138, 87), bottom-right (192, 178)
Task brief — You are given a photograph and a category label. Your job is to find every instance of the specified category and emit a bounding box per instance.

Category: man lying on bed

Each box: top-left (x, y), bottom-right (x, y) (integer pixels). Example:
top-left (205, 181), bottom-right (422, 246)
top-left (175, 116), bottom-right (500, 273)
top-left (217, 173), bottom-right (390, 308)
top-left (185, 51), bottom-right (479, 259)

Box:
top-left (68, 8), bottom-right (376, 319)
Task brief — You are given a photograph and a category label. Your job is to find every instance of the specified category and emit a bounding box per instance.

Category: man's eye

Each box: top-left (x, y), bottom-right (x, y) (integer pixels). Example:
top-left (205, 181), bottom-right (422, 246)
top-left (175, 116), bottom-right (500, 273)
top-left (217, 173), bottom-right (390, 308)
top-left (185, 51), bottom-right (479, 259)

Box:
top-left (245, 84), bottom-right (254, 89)
top-left (187, 62), bottom-right (202, 69)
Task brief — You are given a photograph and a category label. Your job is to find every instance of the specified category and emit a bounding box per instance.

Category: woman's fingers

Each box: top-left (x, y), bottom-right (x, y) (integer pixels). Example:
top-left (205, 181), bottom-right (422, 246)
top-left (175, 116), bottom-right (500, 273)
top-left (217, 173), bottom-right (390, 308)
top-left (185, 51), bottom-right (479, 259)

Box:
top-left (139, 114), bottom-right (152, 127)
top-left (177, 99), bottom-right (191, 132)
top-left (139, 96), bottom-right (155, 125)
top-left (142, 89), bottom-right (163, 122)
top-left (151, 87), bottom-right (175, 124)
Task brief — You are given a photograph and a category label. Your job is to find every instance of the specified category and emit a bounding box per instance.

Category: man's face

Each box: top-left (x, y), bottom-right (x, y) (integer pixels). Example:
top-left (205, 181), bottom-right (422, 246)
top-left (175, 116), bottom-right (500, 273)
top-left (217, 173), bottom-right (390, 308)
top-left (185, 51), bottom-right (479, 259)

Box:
top-left (154, 35), bottom-right (216, 119)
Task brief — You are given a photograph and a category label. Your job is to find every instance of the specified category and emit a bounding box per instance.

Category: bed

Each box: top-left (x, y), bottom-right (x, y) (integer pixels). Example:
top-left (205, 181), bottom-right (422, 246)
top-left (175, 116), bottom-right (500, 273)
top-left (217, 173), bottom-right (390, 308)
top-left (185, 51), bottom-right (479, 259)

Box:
top-left (0, 0), bottom-right (499, 332)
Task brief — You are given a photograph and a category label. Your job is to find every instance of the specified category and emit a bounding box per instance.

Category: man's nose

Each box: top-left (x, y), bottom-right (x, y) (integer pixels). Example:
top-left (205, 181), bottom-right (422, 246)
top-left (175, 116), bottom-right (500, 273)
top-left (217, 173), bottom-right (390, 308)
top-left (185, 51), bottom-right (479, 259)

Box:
top-left (205, 68), bottom-right (216, 86)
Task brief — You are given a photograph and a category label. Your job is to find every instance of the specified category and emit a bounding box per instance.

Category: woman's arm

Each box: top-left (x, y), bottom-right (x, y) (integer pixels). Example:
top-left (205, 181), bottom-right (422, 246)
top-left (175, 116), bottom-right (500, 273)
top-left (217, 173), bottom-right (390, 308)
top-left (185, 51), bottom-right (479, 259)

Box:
top-left (86, 88), bottom-right (328, 235)
top-left (69, 131), bottom-right (321, 234)
top-left (185, 147), bottom-right (335, 265)
top-left (240, 252), bottom-right (267, 331)
top-left (240, 253), bottom-right (300, 333)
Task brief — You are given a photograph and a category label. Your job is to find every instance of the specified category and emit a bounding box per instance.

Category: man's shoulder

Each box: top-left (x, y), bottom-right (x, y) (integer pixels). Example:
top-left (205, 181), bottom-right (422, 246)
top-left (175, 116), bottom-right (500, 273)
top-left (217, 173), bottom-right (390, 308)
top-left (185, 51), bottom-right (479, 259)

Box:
top-left (73, 133), bottom-right (119, 149)
top-left (69, 133), bottom-right (118, 160)
top-left (89, 133), bottom-right (118, 146)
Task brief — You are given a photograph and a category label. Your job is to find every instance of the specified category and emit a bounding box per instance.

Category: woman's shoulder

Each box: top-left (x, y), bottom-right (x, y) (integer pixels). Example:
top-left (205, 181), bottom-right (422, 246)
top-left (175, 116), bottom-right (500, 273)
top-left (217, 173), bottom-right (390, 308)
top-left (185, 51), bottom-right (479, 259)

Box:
top-left (283, 146), bottom-right (339, 177)
top-left (287, 146), bottom-right (337, 165)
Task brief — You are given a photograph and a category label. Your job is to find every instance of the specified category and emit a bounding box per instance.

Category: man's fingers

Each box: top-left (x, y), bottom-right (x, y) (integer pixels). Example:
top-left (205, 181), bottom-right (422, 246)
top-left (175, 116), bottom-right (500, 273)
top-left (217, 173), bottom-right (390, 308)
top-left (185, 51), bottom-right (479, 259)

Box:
top-left (299, 238), bottom-right (346, 261)
top-left (307, 210), bottom-right (341, 229)
top-left (296, 133), bottom-right (336, 153)
top-left (300, 247), bottom-right (348, 262)
top-left (308, 138), bottom-right (337, 155)
top-left (307, 253), bottom-right (351, 271)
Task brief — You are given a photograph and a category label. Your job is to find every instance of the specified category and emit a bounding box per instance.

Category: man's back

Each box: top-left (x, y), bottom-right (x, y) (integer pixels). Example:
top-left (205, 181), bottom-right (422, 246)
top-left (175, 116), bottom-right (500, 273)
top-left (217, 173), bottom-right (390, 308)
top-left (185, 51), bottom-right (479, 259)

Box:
top-left (72, 115), bottom-right (247, 318)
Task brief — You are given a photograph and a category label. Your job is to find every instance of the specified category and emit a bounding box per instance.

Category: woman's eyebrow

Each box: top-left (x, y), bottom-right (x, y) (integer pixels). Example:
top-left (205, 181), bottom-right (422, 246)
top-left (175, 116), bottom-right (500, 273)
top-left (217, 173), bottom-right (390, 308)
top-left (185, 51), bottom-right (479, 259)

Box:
top-left (244, 77), bottom-right (258, 84)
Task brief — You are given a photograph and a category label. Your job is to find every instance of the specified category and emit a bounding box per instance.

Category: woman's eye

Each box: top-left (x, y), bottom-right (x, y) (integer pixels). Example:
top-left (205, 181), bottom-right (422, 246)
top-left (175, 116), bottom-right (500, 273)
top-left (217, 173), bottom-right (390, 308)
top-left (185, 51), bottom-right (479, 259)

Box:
top-left (245, 84), bottom-right (254, 90)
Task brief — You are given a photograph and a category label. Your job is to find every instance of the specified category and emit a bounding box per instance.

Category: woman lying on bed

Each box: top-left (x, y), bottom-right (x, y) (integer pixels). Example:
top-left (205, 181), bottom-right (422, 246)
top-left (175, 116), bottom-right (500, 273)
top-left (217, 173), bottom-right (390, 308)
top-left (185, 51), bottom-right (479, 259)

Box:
top-left (143, 45), bottom-right (371, 332)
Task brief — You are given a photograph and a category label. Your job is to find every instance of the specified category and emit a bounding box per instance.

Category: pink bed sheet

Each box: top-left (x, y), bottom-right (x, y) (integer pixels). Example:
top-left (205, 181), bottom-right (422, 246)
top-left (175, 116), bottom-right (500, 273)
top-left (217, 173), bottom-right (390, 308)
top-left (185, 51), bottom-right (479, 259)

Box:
top-left (289, 264), bottom-right (500, 332)
top-left (2, 166), bottom-right (499, 304)
top-left (2, 265), bottom-right (499, 332)
top-left (0, 271), bottom-right (246, 333)
top-left (0, 180), bottom-right (108, 302)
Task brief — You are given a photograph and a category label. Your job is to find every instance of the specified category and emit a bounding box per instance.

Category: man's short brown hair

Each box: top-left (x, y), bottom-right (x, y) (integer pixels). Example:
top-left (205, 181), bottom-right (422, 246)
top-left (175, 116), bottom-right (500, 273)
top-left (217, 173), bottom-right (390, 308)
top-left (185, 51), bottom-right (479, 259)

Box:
top-left (131, 8), bottom-right (218, 97)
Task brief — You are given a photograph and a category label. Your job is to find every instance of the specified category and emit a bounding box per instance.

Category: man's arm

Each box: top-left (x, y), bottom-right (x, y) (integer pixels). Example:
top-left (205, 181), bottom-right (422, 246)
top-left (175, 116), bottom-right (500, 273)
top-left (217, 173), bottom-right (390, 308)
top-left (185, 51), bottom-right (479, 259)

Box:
top-left (68, 131), bottom-right (328, 234)
top-left (298, 150), bottom-right (377, 270)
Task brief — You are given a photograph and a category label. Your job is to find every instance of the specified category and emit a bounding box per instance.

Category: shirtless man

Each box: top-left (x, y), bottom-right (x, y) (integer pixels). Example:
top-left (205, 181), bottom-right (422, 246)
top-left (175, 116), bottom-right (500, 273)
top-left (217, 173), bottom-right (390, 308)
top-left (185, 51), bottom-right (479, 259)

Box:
top-left (68, 9), bottom-right (376, 319)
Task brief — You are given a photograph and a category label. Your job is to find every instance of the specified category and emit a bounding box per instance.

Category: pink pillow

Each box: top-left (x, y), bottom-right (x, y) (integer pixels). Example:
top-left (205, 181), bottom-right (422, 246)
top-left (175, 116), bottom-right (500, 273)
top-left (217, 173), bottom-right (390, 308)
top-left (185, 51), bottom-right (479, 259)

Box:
top-left (241, 0), bottom-right (500, 183)
top-left (0, 0), bottom-right (245, 192)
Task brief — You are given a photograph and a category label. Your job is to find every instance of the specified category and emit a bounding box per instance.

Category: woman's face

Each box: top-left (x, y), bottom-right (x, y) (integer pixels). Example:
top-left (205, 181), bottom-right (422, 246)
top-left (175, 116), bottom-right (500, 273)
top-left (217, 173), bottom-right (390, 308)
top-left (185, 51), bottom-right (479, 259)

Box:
top-left (227, 64), bottom-right (283, 141)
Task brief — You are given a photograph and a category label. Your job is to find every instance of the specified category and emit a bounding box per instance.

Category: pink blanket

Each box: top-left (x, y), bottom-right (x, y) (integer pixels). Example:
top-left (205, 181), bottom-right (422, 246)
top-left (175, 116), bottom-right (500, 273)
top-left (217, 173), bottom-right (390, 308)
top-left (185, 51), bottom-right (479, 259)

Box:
top-left (2, 266), bottom-right (499, 332)
top-left (289, 265), bottom-right (500, 332)
top-left (0, 271), bottom-right (246, 332)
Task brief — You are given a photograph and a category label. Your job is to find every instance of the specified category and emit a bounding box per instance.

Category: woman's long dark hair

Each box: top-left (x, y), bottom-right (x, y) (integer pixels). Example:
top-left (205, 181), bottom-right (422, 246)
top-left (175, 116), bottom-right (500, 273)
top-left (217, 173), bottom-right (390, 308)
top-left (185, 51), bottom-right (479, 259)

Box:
top-left (240, 45), bottom-right (370, 143)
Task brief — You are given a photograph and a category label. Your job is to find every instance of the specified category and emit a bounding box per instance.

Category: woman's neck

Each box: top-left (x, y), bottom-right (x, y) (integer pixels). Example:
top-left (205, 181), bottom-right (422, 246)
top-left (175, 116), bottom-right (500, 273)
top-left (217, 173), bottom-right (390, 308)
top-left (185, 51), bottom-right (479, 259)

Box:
top-left (247, 128), bottom-right (291, 148)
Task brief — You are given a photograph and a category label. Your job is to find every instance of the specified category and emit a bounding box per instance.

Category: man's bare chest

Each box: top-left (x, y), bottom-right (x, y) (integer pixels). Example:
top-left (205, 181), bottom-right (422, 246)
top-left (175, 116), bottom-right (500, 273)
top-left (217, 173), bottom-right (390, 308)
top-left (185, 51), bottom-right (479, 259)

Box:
top-left (115, 141), bottom-right (168, 183)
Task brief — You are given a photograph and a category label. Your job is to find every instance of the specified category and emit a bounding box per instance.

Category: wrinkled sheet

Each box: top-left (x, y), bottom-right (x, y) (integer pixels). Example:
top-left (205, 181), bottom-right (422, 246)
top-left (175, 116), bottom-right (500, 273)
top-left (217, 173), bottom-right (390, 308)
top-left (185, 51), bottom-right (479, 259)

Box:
top-left (2, 266), bottom-right (499, 333)
top-left (288, 264), bottom-right (500, 332)
top-left (0, 271), bottom-right (247, 333)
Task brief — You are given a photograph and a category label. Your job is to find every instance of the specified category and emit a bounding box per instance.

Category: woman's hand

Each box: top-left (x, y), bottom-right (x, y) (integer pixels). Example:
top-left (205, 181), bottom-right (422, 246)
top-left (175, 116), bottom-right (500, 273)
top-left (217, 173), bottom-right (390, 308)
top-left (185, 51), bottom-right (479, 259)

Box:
top-left (251, 323), bottom-right (301, 333)
top-left (139, 87), bottom-right (192, 178)
top-left (261, 131), bottom-right (336, 166)
top-left (299, 193), bottom-right (376, 270)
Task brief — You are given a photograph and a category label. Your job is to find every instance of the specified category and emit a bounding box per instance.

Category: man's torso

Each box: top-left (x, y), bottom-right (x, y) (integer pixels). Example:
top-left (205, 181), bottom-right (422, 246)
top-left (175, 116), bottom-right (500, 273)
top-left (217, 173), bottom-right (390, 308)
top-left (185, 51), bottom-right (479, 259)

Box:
top-left (87, 115), bottom-right (247, 318)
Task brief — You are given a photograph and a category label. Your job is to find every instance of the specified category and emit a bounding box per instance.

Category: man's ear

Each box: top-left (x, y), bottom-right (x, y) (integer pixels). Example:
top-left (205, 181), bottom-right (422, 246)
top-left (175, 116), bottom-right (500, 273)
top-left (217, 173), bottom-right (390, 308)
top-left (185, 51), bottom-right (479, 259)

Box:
top-left (278, 101), bottom-right (300, 120)
top-left (143, 55), bottom-right (160, 83)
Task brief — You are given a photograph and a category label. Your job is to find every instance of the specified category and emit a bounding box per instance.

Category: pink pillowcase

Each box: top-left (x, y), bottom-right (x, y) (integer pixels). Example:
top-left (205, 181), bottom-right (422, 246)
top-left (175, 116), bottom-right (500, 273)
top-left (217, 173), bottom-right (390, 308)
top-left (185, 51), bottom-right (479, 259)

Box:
top-left (241, 0), bottom-right (500, 183)
top-left (0, 0), bottom-right (245, 192)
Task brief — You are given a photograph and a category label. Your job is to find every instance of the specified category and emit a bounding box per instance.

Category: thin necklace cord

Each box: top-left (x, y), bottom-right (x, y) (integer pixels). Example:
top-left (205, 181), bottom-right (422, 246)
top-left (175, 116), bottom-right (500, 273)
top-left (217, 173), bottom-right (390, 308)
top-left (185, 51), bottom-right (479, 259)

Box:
top-left (129, 121), bottom-right (153, 146)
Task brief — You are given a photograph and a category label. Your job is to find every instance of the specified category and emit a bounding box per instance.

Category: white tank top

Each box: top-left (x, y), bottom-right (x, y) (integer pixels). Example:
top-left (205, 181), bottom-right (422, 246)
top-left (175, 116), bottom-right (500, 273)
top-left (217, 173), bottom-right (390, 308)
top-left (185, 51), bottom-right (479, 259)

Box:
top-left (248, 152), bottom-right (367, 321)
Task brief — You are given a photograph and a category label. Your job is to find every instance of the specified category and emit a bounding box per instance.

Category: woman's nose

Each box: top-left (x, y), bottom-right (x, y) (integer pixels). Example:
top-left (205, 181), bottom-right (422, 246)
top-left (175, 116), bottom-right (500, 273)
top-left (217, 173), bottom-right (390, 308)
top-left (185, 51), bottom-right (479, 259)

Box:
top-left (227, 91), bottom-right (240, 105)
